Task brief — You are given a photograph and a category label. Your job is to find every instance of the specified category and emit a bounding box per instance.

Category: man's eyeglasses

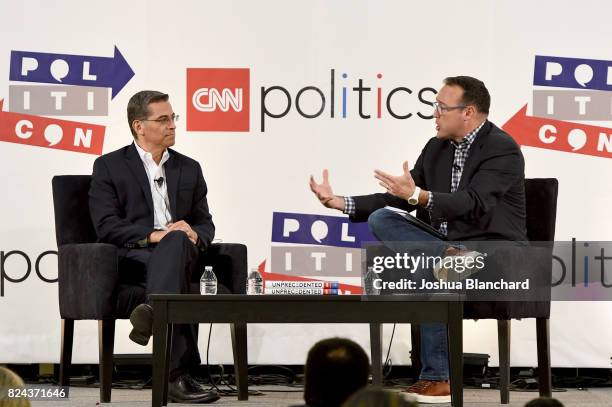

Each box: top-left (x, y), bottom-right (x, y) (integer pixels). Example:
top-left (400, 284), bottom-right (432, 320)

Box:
top-left (432, 102), bottom-right (466, 115)
top-left (140, 114), bottom-right (180, 126)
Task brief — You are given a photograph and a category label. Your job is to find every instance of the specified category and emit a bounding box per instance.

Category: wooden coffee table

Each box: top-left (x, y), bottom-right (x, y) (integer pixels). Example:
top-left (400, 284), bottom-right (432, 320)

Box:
top-left (150, 294), bottom-right (464, 406)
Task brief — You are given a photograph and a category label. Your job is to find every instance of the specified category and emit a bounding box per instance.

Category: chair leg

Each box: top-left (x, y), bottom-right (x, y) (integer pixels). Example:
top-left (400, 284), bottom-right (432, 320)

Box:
top-left (447, 303), bottom-right (464, 407)
top-left (231, 323), bottom-right (248, 401)
top-left (536, 318), bottom-right (552, 397)
top-left (410, 324), bottom-right (422, 380)
top-left (98, 319), bottom-right (115, 403)
top-left (59, 319), bottom-right (74, 388)
top-left (369, 323), bottom-right (383, 386)
top-left (497, 320), bottom-right (511, 404)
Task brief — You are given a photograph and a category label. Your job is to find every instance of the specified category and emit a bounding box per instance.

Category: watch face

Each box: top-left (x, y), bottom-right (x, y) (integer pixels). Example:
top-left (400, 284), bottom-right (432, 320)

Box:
top-left (408, 198), bottom-right (418, 205)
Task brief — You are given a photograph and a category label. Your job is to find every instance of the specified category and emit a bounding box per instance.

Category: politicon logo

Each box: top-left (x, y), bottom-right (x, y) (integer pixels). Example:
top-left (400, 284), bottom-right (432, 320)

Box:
top-left (503, 55), bottom-right (612, 159)
top-left (1, 46), bottom-right (135, 155)
top-left (186, 68), bottom-right (250, 132)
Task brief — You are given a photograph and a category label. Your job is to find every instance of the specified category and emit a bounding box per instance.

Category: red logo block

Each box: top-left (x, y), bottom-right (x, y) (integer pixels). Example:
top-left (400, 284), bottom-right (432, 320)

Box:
top-left (503, 105), bottom-right (612, 159)
top-left (187, 68), bottom-right (250, 132)
top-left (0, 99), bottom-right (105, 155)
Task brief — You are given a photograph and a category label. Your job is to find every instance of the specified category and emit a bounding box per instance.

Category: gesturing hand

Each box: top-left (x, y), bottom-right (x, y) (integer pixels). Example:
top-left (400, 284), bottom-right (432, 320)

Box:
top-left (309, 169), bottom-right (345, 211)
top-left (373, 161), bottom-right (416, 200)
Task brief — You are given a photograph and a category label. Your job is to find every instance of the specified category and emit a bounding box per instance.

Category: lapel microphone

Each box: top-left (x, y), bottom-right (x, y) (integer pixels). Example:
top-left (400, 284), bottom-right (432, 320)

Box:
top-left (154, 177), bottom-right (164, 187)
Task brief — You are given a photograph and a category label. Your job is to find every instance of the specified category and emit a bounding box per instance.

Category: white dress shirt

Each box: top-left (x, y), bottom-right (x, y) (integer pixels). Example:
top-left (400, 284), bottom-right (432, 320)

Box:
top-left (134, 142), bottom-right (171, 230)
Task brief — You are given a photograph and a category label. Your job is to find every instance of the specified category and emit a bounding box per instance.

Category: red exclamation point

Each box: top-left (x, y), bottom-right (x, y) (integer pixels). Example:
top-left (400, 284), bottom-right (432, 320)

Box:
top-left (377, 73), bottom-right (383, 118)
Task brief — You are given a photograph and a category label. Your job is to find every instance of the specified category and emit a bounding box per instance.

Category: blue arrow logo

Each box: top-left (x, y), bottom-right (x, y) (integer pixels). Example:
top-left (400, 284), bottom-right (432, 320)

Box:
top-left (9, 46), bottom-right (134, 99)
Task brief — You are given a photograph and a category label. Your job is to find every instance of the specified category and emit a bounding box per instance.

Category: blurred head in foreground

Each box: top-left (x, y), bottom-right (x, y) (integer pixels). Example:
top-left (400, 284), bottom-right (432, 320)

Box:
top-left (342, 387), bottom-right (417, 407)
top-left (304, 337), bottom-right (370, 407)
top-left (0, 366), bottom-right (31, 407)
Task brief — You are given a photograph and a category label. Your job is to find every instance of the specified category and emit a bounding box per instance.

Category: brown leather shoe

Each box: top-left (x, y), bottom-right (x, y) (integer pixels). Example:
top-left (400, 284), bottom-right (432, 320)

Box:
top-left (402, 380), bottom-right (451, 404)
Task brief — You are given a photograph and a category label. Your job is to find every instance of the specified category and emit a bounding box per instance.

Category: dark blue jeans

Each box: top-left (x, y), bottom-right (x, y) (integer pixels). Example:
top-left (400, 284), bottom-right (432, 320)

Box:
top-left (368, 208), bottom-right (450, 381)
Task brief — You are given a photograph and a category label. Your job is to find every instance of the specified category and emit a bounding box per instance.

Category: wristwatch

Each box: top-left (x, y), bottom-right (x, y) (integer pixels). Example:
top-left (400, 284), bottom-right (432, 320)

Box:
top-left (407, 186), bottom-right (421, 206)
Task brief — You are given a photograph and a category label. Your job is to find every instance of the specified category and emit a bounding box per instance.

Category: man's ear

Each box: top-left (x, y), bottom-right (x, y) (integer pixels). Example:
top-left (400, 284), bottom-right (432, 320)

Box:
top-left (132, 120), bottom-right (143, 137)
top-left (463, 105), bottom-right (475, 121)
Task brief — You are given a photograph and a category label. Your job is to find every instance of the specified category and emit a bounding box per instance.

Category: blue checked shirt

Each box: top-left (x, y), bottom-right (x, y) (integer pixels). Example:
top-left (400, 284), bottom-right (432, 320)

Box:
top-left (343, 120), bottom-right (486, 237)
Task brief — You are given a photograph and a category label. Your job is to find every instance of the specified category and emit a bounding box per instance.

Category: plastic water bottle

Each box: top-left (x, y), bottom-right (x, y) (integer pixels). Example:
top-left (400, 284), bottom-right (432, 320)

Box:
top-left (247, 267), bottom-right (264, 295)
top-left (364, 266), bottom-right (380, 295)
top-left (200, 266), bottom-right (217, 295)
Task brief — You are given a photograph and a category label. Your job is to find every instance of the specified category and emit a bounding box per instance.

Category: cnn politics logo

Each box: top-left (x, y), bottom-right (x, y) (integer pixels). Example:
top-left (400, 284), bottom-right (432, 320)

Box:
top-left (187, 68), bottom-right (249, 132)
top-left (187, 68), bottom-right (437, 133)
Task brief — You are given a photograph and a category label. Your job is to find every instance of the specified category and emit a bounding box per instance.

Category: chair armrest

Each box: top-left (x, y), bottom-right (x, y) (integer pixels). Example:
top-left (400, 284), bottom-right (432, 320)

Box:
top-left (58, 243), bottom-right (118, 319)
top-left (200, 243), bottom-right (247, 294)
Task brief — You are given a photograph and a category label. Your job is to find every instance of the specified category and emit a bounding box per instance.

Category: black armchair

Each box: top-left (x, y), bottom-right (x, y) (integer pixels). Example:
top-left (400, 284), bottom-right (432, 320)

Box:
top-left (52, 175), bottom-right (247, 402)
top-left (409, 178), bottom-right (559, 403)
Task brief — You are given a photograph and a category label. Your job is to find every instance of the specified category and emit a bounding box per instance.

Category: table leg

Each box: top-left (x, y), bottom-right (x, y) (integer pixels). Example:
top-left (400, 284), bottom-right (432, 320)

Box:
top-left (163, 324), bottom-right (173, 406)
top-left (369, 323), bottom-right (383, 386)
top-left (231, 322), bottom-right (248, 400)
top-left (152, 302), bottom-right (169, 407)
top-left (410, 324), bottom-right (422, 379)
top-left (448, 303), bottom-right (463, 407)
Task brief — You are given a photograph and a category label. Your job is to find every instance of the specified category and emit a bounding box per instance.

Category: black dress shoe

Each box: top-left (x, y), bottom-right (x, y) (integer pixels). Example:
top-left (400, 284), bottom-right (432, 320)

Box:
top-left (129, 303), bottom-right (153, 345)
top-left (168, 374), bottom-right (220, 404)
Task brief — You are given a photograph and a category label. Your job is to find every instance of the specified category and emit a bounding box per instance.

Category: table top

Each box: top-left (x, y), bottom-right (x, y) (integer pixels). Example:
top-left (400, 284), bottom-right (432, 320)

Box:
top-left (149, 293), bottom-right (465, 302)
top-left (149, 294), bottom-right (465, 325)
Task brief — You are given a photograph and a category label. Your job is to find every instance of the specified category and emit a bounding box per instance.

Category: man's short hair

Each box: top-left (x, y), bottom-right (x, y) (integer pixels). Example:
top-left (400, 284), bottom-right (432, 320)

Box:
top-left (524, 397), bottom-right (565, 407)
top-left (304, 337), bottom-right (369, 407)
top-left (127, 90), bottom-right (169, 138)
top-left (444, 76), bottom-right (490, 114)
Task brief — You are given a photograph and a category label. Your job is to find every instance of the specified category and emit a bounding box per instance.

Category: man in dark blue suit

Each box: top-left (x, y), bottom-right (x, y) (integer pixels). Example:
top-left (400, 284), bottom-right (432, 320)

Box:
top-left (89, 90), bottom-right (218, 404)
top-left (310, 76), bottom-right (527, 403)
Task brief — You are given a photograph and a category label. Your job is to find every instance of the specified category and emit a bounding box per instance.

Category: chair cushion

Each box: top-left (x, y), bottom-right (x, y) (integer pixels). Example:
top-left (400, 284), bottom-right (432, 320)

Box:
top-left (58, 243), bottom-right (119, 319)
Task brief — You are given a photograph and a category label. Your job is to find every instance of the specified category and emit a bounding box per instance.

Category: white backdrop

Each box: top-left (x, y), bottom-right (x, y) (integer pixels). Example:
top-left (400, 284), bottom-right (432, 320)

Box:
top-left (1, 0), bottom-right (611, 367)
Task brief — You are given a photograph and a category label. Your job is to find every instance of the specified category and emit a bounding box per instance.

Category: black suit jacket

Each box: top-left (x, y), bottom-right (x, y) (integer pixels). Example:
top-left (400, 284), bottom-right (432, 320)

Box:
top-left (89, 143), bottom-right (215, 252)
top-left (351, 121), bottom-right (527, 241)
